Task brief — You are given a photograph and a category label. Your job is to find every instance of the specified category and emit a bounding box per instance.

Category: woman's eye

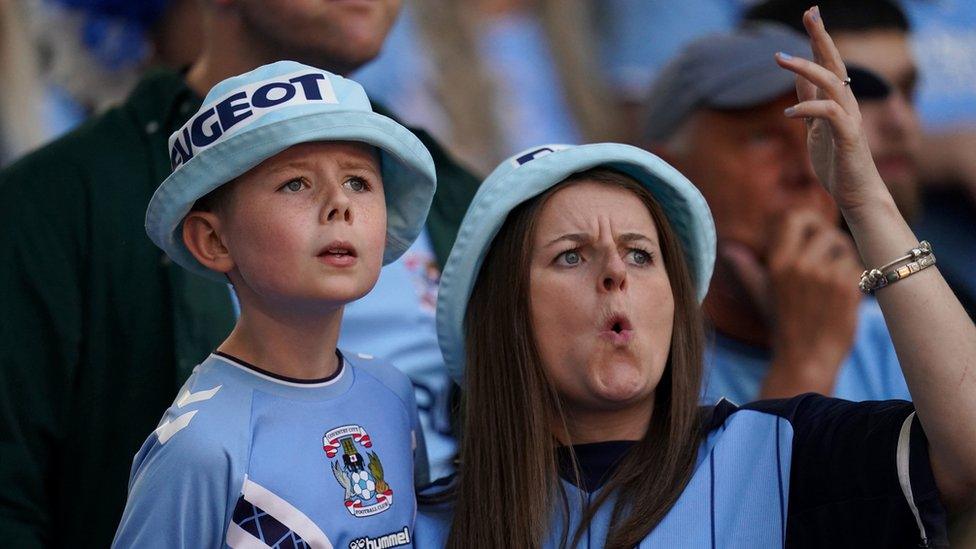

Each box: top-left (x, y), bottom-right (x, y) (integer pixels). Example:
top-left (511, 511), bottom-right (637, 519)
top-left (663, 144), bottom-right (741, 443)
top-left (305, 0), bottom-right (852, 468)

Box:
top-left (281, 178), bottom-right (305, 193)
top-left (344, 177), bottom-right (368, 192)
top-left (557, 250), bottom-right (582, 266)
top-left (628, 249), bottom-right (652, 265)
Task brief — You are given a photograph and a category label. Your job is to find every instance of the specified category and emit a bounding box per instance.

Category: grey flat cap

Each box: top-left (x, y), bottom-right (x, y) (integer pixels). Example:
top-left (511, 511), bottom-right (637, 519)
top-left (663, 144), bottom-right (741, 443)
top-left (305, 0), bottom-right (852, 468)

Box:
top-left (644, 23), bottom-right (811, 142)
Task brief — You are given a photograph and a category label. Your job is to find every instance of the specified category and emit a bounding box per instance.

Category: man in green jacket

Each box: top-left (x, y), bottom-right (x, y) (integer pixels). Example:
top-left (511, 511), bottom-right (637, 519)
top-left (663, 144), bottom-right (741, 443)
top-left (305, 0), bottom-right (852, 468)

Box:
top-left (0, 2), bottom-right (479, 547)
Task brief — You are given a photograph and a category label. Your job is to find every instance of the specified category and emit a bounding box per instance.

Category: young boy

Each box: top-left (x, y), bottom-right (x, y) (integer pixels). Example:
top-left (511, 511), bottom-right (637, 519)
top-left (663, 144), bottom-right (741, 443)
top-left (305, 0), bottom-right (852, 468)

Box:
top-left (112, 61), bottom-right (435, 548)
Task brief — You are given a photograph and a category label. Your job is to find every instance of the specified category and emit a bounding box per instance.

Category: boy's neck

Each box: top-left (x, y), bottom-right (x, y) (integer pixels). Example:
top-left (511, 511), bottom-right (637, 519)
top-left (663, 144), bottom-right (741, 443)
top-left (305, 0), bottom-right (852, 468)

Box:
top-left (218, 302), bottom-right (344, 381)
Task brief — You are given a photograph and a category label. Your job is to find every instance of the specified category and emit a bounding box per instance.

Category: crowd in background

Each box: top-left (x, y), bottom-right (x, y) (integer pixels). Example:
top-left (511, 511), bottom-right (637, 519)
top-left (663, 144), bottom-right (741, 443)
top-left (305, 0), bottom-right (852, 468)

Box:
top-left (1, 0), bottom-right (975, 546)
top-left (3, 1), bottom-right (976, 198)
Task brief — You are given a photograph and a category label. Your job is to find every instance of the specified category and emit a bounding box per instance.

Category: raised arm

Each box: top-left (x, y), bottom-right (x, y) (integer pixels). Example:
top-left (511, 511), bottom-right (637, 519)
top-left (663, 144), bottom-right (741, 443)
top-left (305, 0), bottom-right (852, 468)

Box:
top-left (775, 5), bottom-right (976, 509)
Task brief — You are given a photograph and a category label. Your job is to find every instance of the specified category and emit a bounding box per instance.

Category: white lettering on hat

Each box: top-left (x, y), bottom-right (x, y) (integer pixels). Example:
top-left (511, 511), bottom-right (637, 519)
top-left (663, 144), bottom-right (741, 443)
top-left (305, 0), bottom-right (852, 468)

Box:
top-left (169, 70), bottom-right (339, 170)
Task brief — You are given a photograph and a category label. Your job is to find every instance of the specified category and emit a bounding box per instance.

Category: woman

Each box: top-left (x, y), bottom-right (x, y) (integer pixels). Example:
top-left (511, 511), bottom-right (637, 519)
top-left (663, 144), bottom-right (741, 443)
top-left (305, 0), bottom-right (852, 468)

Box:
top-left (420, 7), bottom-right (976, 548)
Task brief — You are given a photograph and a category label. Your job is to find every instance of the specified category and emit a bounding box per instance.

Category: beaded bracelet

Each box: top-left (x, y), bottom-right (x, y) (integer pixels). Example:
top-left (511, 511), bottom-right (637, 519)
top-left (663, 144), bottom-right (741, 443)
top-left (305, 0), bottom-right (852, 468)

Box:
top-left (859, 241), bottom-right (936, 294)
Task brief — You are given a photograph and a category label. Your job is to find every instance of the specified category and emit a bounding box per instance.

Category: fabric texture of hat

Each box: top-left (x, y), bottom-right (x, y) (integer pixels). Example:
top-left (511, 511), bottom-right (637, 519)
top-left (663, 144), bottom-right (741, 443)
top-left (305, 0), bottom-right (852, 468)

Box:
top-left (644, 23), bottom-right (811, 142)
top-left (146, 60), bottom-right (437, 283)
top-left (436, 143), bottom-right (716, 383)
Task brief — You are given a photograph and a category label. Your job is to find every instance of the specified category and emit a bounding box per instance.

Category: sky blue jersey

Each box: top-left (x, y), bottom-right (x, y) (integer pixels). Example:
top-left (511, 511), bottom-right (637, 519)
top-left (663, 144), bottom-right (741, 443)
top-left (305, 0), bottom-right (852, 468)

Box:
top-left (417, 395), bottom-right (947, 548)
top-left (113, 351), bottom-right (428, 549)
top-left (703, 298), bottom-right (910, 405)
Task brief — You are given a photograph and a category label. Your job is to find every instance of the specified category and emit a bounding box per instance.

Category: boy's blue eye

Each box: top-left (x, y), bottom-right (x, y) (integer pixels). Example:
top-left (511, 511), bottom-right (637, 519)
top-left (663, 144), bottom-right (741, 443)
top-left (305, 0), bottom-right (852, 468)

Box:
top-left (344, 177), bottom-right (368, 192)
top-left (282, 178), bottom-right (304, 193)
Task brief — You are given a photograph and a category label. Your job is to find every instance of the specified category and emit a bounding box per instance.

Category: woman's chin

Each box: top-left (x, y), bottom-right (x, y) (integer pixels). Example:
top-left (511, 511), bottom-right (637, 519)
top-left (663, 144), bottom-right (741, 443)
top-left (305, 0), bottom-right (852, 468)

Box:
top-left (591, 362), bottom-right (655, 405)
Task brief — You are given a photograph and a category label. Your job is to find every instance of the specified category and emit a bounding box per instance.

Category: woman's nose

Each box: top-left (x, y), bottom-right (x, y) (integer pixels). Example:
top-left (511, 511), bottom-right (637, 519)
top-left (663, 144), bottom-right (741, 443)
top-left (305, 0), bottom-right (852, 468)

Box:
top-left (600, 252), bottom-right (627, 292)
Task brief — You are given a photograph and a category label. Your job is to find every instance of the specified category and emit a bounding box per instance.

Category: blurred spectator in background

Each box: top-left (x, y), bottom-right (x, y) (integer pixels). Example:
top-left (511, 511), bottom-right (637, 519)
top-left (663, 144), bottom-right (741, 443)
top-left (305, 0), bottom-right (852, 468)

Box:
top-left (743, 2), bottom-right (976, 543)
top-left (901, 0), bottom-right (976, 320)
top-left (746, 1), bottom-right (976, 321)
top-left (0, 0), bottom-right (201, 166)
top-left (26, 0), bottom-right (202, 113)
top-left (0, 0), bottom-right (479, 546)
top-left (0, 0), bottom-right (49, 164)
top-left (644, 24), bottom-right (909, 405)
top-left (747, 0), bottom-right (921, 219)
top-left (594, 0), bottom-right (976, 319)
top-left (355, 0), bottom-right (618, 174)
top-left (593, 0), bottom-right (748, 144)
top-left (907, 0), bottom-right (976, 202)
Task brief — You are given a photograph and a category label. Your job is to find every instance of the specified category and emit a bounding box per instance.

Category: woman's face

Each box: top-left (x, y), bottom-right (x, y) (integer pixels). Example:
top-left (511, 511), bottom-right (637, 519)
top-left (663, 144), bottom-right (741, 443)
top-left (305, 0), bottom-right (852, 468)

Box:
top-left (529, 180), bottom-right (675, 417)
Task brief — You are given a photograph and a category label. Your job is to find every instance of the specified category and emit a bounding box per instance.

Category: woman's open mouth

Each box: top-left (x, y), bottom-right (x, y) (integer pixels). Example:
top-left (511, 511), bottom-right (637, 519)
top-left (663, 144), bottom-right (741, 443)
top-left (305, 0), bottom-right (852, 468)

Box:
top-left (599, 313), bottom-right (634, 345)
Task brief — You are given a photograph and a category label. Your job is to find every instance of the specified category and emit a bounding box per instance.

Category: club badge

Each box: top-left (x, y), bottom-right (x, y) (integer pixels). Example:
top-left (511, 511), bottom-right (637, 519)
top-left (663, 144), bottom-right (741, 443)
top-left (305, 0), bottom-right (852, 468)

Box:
top-left (324, 424), bottom-right (392, 517)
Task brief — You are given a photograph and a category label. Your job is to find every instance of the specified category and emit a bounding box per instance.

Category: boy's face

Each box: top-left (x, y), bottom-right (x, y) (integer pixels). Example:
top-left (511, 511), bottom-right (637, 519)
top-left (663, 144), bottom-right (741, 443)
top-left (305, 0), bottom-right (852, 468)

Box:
top-left (220, 141), bottom-right (387, 311)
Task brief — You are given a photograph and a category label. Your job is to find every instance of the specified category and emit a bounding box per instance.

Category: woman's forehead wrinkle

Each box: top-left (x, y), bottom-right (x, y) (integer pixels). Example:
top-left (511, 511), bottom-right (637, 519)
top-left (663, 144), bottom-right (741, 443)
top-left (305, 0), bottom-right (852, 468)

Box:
top-left (539, 210), bottom-right (659, 248)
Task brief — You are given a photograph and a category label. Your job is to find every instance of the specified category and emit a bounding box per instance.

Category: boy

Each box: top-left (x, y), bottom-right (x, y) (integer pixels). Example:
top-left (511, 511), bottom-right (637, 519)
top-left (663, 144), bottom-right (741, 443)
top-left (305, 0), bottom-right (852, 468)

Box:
top-left (113, 61), bottom-right (435, 548)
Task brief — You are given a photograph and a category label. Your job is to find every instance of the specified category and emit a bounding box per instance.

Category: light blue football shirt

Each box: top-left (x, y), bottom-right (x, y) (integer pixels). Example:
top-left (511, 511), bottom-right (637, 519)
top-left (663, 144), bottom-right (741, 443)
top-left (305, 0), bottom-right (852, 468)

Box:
top-left (113, 352), bottom-right (427, 549)
top-left (338, 229), bottom-right (457, 481)
top-left (227, 229), bottom-right (457, 481)
top-left (702, 298), bottom-right (910, 405)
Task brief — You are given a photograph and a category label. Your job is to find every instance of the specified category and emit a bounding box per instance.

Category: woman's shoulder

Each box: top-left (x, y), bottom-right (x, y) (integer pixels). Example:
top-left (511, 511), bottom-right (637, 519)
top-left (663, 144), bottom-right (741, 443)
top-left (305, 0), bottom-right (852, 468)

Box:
top-left (697, 394), bottom-right (944, 547)
top-left (703, 392), bottom-right (915, 437)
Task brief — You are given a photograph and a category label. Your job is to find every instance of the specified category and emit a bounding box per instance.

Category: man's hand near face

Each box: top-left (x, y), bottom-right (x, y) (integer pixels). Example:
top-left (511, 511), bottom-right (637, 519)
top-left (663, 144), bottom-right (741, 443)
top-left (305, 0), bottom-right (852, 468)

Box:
top-left (720, 210), bottom-right (862, 399)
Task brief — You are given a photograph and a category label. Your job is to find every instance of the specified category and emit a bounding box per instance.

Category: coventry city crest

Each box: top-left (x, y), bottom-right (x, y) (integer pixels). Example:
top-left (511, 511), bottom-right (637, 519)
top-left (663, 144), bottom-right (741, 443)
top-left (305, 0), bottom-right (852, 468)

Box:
top-left (324, 424), bottom-right (393, 517)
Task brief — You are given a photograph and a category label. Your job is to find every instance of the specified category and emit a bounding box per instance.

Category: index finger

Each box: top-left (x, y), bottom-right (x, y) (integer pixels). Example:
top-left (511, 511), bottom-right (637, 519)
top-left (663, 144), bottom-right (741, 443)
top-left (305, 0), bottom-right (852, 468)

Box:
top-left (803, 6), bottom-right (849, 80)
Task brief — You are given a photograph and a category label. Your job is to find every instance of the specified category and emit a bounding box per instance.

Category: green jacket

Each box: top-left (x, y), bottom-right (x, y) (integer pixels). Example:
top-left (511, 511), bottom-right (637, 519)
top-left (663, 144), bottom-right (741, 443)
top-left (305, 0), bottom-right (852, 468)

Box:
top-left (0, 69), bottom-right (479, 548)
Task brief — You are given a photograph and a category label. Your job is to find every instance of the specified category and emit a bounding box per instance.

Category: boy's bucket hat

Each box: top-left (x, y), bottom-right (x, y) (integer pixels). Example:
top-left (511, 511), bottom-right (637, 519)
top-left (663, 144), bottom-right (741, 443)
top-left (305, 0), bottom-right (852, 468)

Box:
top-left (146, 60), bottom-right (436, 282)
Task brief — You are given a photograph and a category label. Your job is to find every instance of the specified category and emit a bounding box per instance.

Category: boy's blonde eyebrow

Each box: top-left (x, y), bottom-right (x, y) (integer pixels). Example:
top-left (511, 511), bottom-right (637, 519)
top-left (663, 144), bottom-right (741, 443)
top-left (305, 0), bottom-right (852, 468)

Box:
top-left (260, 156), bottom-right (380, 176)
top-left (336, 158), bottom-right (381, 173)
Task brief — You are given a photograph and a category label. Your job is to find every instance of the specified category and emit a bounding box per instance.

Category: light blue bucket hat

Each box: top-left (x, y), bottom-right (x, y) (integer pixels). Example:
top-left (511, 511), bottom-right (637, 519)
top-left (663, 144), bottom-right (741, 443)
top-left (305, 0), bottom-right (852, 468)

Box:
top-left (146, 60), bottom-right (437, 283)
top-left (436, 143), bottom-right (716, 383)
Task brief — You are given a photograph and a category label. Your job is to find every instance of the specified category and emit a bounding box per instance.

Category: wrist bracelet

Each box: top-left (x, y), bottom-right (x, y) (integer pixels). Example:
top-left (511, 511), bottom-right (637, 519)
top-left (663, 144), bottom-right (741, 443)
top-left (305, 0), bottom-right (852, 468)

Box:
top-left (859, 241), bottom-right (936, 294)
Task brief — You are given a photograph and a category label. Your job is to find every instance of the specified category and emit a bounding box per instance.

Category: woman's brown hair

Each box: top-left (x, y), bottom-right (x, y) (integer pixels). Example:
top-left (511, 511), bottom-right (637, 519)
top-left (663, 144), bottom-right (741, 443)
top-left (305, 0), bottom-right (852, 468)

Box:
top-left (446, 167), bottom-right (705, 548)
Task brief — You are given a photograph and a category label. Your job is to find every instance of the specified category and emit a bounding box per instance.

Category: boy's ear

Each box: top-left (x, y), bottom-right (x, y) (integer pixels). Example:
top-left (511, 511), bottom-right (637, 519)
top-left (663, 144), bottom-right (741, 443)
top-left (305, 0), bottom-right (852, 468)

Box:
top-left (182, 211), bottom-right (235, 275)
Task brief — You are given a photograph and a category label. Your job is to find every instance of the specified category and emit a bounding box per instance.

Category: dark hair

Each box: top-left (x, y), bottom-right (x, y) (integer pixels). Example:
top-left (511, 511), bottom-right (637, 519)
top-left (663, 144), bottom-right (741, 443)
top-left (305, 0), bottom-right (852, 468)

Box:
top-left (445, 168), bottom-right (705, 548)
top-left (744, 0), bottom-right (910, 34)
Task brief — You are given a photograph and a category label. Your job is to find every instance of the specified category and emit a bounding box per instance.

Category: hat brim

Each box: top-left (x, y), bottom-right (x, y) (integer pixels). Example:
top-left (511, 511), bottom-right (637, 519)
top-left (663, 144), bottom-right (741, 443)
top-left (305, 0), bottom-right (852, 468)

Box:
top-left (436, 143), bottom-right (715, 384)
top-left (146, 110), bottom-right (436, 283)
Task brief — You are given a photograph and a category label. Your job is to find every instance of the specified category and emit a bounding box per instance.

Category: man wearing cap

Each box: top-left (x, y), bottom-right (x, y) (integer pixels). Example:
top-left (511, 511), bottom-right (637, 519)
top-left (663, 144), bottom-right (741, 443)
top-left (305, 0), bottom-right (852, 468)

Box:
top-left (644, 23), bottom-right (909, 405)
top-left (0, 2), bottom-right (477, 547)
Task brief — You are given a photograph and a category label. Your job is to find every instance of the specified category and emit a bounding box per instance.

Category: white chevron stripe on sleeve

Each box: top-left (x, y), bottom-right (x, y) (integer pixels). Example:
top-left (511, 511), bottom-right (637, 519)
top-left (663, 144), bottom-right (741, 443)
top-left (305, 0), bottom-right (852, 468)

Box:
top-left (154, 411), bottom-right (198, 444)
top-left (176, 385), bottom-right (222, 408)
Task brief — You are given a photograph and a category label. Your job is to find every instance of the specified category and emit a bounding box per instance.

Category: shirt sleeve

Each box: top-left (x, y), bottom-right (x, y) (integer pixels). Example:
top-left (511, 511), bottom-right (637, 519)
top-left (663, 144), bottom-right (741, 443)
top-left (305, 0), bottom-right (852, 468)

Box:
top-left (745, 394), bottom-right (948, 548)
top-left (111, 403), bottom-right (236, 548)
